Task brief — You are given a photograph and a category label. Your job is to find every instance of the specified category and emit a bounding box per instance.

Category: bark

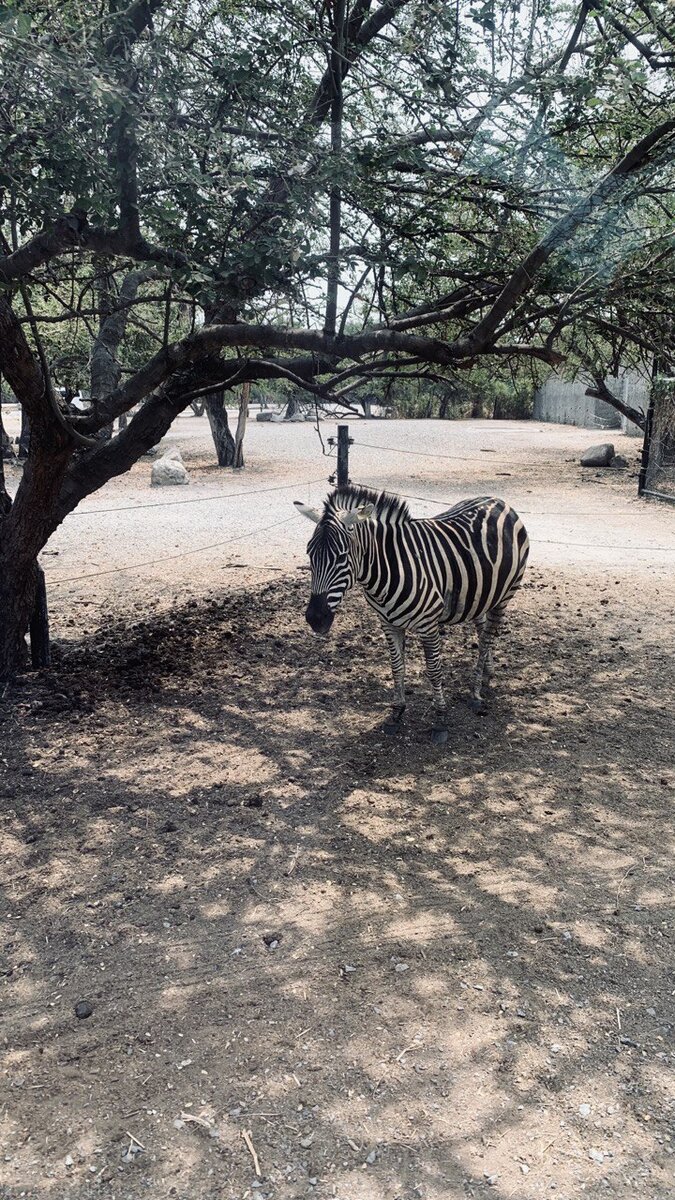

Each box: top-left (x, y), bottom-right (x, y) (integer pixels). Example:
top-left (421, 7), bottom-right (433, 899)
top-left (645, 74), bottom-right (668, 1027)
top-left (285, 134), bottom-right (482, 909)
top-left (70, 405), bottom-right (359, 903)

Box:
top-left (205, 391), bottom-right (236, 466)
top-left (0, 445), bottom-right (71, 680)
top-left (234, 382), bottom-right (249, 469)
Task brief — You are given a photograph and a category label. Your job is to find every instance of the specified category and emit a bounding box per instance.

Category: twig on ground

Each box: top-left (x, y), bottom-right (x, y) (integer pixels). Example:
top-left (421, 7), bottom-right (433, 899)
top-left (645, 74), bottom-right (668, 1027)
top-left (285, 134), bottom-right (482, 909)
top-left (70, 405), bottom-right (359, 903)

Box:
top-left (241, 1128), bottom-right (261, 1176)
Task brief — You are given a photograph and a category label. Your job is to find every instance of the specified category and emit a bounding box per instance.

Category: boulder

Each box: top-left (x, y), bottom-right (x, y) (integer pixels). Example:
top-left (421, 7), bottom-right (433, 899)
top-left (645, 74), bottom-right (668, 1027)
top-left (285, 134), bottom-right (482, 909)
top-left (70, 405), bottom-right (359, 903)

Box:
top-left (580, 442), bottom-right (615, 467)
top-left (151, 454), bottom-right (190, 486)
top-left (610, 454), bottom-right (629, 468)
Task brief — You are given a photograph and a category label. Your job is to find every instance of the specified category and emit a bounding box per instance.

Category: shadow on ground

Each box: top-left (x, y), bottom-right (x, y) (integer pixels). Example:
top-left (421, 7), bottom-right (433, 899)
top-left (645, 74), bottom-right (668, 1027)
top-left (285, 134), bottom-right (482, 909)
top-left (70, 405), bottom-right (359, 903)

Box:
top-left (1, 569), bottom-right (674, 1200)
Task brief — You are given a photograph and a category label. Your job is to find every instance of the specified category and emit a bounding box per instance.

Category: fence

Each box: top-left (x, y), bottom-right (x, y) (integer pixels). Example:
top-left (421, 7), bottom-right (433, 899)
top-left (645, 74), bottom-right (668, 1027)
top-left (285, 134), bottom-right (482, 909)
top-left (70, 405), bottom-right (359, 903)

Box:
top-left (639, 379), bottom-right (675, 505)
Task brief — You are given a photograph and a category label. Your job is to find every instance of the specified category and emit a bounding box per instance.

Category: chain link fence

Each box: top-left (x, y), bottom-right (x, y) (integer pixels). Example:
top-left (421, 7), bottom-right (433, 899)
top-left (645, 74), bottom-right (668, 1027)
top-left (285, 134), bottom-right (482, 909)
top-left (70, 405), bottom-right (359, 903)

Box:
top-left (641, 379), bottom-right (675, 503)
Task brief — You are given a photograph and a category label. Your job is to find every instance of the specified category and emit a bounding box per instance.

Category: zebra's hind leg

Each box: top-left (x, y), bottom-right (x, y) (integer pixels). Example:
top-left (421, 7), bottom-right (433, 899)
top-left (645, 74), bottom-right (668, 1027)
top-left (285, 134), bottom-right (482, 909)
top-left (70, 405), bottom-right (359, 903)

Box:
top-left (381, 623), bottom-right (407, 734)
top-left (420, 628), bottom-right (449, 744)
top-left (470, 607), bottom-right (503, 713)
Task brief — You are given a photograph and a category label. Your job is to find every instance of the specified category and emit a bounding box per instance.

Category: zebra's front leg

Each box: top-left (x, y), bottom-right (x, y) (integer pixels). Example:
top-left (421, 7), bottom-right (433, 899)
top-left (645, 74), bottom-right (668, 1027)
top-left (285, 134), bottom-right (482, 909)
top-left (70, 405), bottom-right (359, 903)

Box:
top-left (470, 608), bottom-right (502, 713)
top-left (381, 623), bottom-right (407, 734)
top-left (420, 628), bottom-right (449, 744)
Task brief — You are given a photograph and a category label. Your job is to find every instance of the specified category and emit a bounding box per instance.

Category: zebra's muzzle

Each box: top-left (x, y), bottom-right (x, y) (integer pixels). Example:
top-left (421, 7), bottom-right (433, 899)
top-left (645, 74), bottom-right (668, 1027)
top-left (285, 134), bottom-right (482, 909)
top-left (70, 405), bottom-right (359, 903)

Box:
top-left (305, 593), bottom-right (334, 635)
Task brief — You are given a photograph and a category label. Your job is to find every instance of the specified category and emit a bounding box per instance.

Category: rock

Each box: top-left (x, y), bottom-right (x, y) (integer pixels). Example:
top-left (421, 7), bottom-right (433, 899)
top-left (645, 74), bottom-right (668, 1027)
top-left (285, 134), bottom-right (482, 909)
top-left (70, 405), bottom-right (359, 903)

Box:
top-left (579, 1103), bottom-right (591, 1117)
top-left (589, 1149), bottom-right (605, 1164)
top-left (580, 443), bottom-right (615, 467)
top-left (256, 411), bottom-right (274, 422)
top-left (610, 454), bottom-right (628, 468)
top-left (75, 1000), bottom-right (93, 1019)
top-left (151, 454), bottom-right (190, 486)
top-left (365, 1150), bottom-right (377, 1165)
top-left (520, 1163), bottom-right (530, 1175)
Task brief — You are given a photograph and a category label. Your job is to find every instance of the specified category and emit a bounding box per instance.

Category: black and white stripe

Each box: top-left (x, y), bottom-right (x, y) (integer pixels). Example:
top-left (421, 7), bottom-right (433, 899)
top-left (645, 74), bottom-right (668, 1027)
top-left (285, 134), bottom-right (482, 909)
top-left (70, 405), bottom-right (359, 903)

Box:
top-left (295, 486), bottom-right (529, 735)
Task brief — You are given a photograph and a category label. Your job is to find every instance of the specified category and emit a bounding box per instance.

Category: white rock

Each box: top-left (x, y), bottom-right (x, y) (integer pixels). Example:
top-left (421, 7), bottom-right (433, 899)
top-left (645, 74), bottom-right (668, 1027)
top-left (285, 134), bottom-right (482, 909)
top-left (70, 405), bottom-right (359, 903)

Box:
top-left (589, 1148), bottom-right (605, 1164)
top-left (520, 1163), bottom-right (530, 1175)
top-left (579, 1103), bottom-right (591, 1117)
top-left (151, 455), bottom-right (190, 486)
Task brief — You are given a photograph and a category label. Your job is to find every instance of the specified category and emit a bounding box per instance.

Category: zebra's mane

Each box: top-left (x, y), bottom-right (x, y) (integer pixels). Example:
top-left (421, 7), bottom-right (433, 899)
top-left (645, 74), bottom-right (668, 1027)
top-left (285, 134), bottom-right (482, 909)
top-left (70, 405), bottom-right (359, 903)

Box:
top-left (326, 485), bottom-right (411, 525)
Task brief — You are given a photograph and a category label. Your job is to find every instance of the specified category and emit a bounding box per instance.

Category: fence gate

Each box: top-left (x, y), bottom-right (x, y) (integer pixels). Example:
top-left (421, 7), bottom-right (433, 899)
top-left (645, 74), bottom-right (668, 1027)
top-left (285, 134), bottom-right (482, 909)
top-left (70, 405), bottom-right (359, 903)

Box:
top-left (639, 379), bottom-right (675, 504)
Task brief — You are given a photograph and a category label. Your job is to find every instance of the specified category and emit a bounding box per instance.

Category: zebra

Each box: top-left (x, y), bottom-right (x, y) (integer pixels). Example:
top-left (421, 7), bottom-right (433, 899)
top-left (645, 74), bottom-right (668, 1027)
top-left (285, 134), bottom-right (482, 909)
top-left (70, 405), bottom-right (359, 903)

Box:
top-left (294, 485), bottom-right (529, 742)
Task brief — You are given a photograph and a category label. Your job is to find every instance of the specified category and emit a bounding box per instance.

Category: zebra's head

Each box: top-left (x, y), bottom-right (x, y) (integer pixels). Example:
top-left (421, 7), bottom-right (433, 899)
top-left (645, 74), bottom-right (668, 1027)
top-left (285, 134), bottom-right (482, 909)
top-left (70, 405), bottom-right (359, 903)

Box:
top-left (294, 496), bottom-right (375, 635)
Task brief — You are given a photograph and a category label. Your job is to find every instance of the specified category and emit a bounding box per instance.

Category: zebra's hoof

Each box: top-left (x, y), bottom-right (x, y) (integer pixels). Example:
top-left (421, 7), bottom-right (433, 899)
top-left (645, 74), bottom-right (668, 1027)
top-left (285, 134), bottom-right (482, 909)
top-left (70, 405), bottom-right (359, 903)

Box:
top-left (431, 727), bottom-right (449, 745)
top-left (383, 720), bottom-right (403, 736)
top-left (469, 697), bottom-right (486, 714)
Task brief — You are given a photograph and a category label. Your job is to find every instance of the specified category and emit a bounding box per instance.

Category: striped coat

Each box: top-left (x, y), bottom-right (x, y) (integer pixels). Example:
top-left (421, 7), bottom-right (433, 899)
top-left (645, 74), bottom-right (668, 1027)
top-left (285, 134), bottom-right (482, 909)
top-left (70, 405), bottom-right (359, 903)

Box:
top-left (295, 486), bottom-right (529, 738)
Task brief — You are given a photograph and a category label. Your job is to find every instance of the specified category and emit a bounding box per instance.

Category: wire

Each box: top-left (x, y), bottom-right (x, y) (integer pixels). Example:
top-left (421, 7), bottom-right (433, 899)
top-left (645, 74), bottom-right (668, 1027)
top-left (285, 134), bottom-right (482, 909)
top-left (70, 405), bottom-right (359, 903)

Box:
top-left (351, 482), bottom-right (675, 553)
top-left (46, 516), bottom-right (297, 586)
top-left (386, 487), bottom-right (647, 518)
top-left (68, 476), bottom-right (327, 518)
top-left (351, 438), bottom-right (559, 466)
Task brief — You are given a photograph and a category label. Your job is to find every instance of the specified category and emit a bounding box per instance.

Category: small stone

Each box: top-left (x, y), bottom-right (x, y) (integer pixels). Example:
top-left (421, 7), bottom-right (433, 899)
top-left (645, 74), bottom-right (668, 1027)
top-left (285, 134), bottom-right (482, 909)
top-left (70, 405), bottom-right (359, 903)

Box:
top-left (365, 1150), bottom-right (377, 1165)
top-left (484, 1173), bottom-right (498, 1186)
top-left (550, 1044), bottom-right (562, 1054)
top-left (646, 1007), bottom-right (656, 1016)
top-left (394, 963), bottom-right (409, 973)
top-left (580, 443), bottom-right (615, 468)
top-left (589, 1149), bottom-right (605, 1164)
top-left (151, 453), bottom-right (190, 486)
top-left (610, 454), bottom-right (628, 468)
top-left (160, 820), bottom-right (179, 833)
top-left (64, 1154), bottom-right (74, 1168)
top-left (520, 1163), bottom-right (530, 1175)
top-left (308, 1177), bottom-right (318, 1186)
top-left (300, 1135), bottom-right (314, 1149)
top-left (74, 1001), bottom-right (93, 1020)
top-left (263, 933), bottom-right (281, 948)
top-left (579, 1103), bottom-right (591, 1118)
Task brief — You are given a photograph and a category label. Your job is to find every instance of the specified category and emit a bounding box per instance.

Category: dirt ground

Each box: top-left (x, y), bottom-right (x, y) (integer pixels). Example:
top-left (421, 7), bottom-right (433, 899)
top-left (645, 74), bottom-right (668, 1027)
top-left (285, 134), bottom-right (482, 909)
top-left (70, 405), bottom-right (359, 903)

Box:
top-left (1, 418), bottom-right (675, 1200)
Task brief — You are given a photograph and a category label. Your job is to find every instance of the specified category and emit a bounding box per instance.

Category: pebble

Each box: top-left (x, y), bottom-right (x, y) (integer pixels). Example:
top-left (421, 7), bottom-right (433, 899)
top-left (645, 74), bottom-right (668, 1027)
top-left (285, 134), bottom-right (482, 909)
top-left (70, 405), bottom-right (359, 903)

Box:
top-left (366, 1150), bottom-right (377, 1165)
top-left (394, 963), bottom-right (409, 973)
top-left (520, 1164), bottom-right (530, 1175)
top-left (589, 1149), bottom-right (605, 1164)
top-left (579, 1104), bottom-right (591, 1118)
top-left (64, 1154), bottom-right (74, 1168)
top-left (74, 1001), bottom-right (93, 1019)
top-left (551, 1044), bottom-right (562, 1054)
top-left (484, 1173), bottom-right (499, 1186)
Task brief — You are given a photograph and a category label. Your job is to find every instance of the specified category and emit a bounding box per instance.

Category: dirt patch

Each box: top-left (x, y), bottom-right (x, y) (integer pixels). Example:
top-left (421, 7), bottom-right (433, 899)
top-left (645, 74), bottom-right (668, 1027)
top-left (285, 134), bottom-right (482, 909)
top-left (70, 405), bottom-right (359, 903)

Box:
top-left (1, 561), bottom-right (674, 1200)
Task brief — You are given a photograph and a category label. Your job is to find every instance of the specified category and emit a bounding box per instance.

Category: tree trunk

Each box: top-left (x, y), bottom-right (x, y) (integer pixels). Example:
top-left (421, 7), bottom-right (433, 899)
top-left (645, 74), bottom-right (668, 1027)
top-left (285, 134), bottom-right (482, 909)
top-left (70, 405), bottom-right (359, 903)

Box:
top-left (234, 382), bottom-right (249, 468)
top-left (0, 445), bottom-right (71, 681)
top-left (18, 406), bottom-right (31, 459)
top-left (205, 390), bottom-right (236, 466)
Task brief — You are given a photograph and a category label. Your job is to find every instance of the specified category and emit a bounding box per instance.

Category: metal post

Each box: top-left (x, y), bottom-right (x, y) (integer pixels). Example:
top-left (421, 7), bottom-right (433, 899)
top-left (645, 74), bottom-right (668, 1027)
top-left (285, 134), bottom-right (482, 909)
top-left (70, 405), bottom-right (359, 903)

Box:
top-left (29, 566), bottom-right (50, 669)
top-left (337, 424), bottom-right (350, 489)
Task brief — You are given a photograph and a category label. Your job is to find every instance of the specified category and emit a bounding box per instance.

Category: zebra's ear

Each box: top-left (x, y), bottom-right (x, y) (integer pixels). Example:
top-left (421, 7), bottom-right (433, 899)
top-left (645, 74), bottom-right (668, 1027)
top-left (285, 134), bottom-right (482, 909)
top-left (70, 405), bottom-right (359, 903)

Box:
top-left (338, 502), bottom-right (375, 528)
top-left (294, 501), bottom-right (321, 524)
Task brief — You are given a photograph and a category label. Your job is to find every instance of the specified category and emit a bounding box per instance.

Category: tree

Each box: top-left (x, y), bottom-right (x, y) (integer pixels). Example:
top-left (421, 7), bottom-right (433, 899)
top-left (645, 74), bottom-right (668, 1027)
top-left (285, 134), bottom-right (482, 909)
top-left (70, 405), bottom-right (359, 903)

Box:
top-left (0, 0), bottom-right (674, 677)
